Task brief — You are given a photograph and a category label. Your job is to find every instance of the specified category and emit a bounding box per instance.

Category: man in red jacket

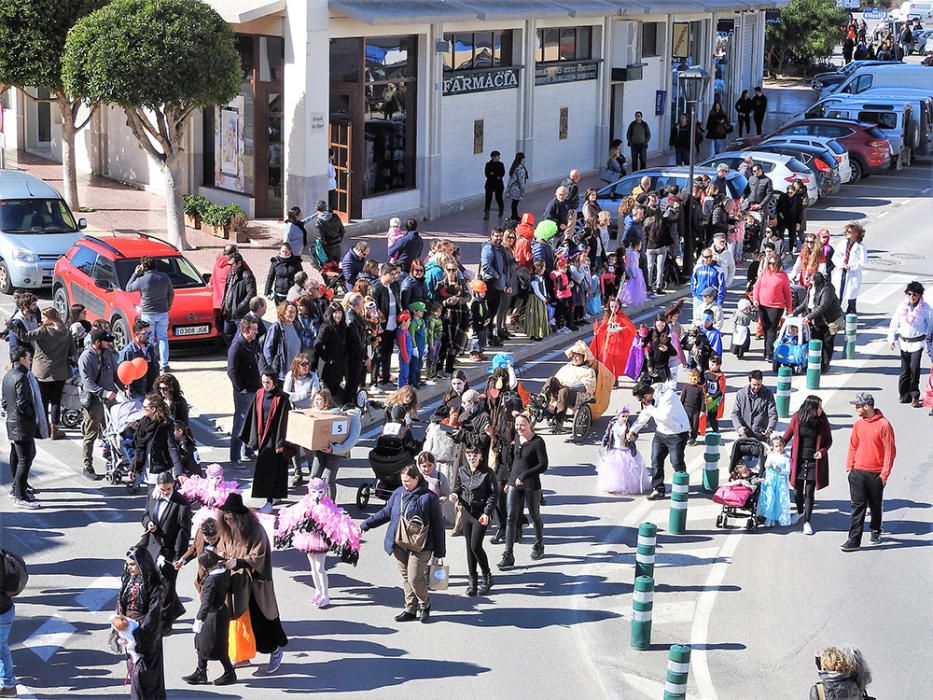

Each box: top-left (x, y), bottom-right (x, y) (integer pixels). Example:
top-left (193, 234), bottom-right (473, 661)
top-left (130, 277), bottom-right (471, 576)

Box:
top-left (841, 393), bottom-right (896, 551)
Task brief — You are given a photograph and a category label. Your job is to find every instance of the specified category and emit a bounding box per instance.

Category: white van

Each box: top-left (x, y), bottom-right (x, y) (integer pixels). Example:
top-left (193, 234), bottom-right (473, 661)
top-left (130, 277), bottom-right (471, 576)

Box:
top-left (821, 98), bottom-right (916, 168)
top-left (831, 65), bottom-right (931, 97)
top-left (892, 2), bottom-right (933, 20)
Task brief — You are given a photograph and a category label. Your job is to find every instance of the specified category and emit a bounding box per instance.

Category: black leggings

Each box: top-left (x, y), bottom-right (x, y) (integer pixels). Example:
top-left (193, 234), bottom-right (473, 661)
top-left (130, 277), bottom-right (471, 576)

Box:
top-left (795, 477), bottom-right (816, 524)
top-left (737, 113), bottom-right (751, 136)
top-left (554, 298), bottom-right (572, 329)
top-left (461, 507), bottom-right (491, 580)
top-left (506, 487), bottom-right (543, 553)
top-left (759, 306), bottom-right (784, 360)
top-left (38, 379), bottom-right (65, 425)
top-left (510, 199), bottom-right (520, 221)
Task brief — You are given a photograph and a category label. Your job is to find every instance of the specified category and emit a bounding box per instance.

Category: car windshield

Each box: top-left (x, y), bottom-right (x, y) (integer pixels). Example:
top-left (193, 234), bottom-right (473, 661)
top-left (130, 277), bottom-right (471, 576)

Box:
top-left (115, 256), bottom-right (204, 290)
top-left (0, 198), bottom-right (78, 233)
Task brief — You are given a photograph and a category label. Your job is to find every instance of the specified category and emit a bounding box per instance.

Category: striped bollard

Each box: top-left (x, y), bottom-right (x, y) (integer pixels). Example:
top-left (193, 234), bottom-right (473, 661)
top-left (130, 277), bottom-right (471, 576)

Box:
top-left (630, 575), bottom-right (654, 650)
top-left (776, 365), bottom-right (792, 418)
top-left (635, 522), bottom-right (657, 581)
top-left (845, 313), bottom-right (858, 359)
top-left (806, 338), bottom-right (823, 390)
top-left (663, 644), bottom-right (692, 699)
top-left (668, 471), bottom-right (689, 535)
top-left (702, 432), bottom-right (721, 492)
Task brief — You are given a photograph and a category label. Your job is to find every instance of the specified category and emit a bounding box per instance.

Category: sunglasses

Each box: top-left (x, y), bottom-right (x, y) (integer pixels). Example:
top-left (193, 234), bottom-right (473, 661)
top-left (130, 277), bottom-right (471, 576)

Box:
top-left (702, 255), bottom-right (713, 259)
top-left (298, 360), bottom-right (310, 366)
top-left (446, 268), bottom-right (458, 272)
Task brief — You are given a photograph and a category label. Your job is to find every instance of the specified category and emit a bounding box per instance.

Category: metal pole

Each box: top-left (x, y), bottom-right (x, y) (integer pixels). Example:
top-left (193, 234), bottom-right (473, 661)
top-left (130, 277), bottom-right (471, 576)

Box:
top-left (702, 431), bottom-right (721, 492)
top-left (663, 644), bottom-right (692, 699)
top-left (845, 313), bottom-right (858, 359)
top-left (668, 470), bottom-right (689, 534)
top-left (683, 100), bottom-right (697, 276)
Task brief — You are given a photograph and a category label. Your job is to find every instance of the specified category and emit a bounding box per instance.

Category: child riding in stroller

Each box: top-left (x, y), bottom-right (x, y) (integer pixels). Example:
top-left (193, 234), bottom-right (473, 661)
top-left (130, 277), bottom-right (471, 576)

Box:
top-left (713, 437), bottom-right (767, 531)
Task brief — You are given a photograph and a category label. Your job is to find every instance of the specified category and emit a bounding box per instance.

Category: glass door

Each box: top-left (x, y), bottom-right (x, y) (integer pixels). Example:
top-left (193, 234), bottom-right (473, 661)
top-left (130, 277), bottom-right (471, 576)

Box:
top-left (330, 84), bottom-right (363, 220)
top-left (255, 86), bottom-right (284, 218)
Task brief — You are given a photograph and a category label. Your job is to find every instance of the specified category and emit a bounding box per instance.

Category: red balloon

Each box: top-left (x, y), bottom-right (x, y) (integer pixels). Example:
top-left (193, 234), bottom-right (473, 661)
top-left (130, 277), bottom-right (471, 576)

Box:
top-left (131, 357), bottom-right (149, 380)
top-left (117, 361), bottom-right (137, 386)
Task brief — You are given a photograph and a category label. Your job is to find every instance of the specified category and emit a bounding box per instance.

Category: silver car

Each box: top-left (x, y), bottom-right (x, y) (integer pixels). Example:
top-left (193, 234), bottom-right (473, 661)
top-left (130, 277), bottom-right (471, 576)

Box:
top-left (0, 171), bottom-right (87, 293)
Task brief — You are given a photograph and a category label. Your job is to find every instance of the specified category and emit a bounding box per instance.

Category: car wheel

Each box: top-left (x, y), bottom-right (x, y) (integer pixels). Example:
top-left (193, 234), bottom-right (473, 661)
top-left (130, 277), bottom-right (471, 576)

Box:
top-left (53, 286), bottom-right (70, 320)
top-left (111, 316), bottom-right (131, 352)
top-left (0, 261), bottom-right (13, 295)
top-left (849, 158), bottom-right (863, 183)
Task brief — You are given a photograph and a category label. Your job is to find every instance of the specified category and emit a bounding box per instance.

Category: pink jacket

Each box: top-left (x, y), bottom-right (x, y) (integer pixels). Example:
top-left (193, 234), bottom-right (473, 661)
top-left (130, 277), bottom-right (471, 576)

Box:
top-left (753, 269), bottom-right (793, 312)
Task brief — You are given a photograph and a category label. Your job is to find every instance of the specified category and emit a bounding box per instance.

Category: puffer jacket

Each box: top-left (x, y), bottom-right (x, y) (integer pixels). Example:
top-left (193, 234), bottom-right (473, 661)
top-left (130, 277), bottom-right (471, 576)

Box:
top-left (808, 671), bottom-right (865, 700)
top-left (361, 482), bottom-right (446, 558)
top-left (265, 255), bottom-right (303, 298)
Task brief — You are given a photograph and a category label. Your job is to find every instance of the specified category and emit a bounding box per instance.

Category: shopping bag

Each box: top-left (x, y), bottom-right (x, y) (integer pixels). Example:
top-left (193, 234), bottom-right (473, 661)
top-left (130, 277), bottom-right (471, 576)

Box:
top-left (228, 610), bottom-right (256, 663)
top-left (429, 559), bottom-right (449, 591)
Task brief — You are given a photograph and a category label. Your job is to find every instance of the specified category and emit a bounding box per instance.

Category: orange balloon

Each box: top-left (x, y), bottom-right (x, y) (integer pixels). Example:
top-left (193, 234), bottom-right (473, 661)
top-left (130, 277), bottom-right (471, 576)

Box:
top-left (117, 361), bottom-right (137, 386)
top-left (131, 357), bottom-right (149, 380)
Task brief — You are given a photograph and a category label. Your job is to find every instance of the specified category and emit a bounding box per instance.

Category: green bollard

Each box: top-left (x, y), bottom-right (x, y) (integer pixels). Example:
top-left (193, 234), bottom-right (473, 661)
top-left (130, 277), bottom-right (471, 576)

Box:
top-left (702, 432), bottom-right (721, 492)
top-left (663, 644), bottom-right (692, 699)
top-left (806, 338), bottom-right (823, 390)
top-left (635, 522), bottom-right (657, 581)
top-left (630, 575), bottom-right (654, 651)
top-left (776, 365), bottom-right (792, 418)
top-left (668, 471), bottom-right (689, 534)
top-left (845, 313), bottom-right (857, 360)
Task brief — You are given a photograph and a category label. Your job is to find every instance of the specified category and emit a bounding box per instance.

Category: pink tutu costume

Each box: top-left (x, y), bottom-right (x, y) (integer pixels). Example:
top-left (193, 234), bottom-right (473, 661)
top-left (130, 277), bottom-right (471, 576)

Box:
top-left (596, 409), bottom-right (651, 495)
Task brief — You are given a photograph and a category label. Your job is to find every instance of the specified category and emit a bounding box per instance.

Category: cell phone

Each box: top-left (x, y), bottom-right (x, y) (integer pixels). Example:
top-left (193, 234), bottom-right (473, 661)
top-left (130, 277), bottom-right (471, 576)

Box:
top-left (814, 654), bottom-right (822, 671)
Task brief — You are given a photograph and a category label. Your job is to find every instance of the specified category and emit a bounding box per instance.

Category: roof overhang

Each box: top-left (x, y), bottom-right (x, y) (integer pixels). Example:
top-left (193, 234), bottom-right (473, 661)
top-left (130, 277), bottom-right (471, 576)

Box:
top-left (205, 0), bottom-right (286, 24)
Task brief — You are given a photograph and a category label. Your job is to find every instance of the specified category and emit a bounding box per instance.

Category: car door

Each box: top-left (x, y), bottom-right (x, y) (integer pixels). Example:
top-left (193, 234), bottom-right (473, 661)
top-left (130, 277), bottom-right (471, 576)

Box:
top-left (89, 255), bottom-right (119, 322)
top-left (65, 246), bottom-right (104, 319)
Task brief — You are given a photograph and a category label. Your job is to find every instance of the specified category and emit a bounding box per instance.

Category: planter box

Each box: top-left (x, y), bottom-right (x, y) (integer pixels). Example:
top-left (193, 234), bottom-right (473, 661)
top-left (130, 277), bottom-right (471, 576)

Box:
top-left (184, 213), bottom-right (202, 230)
top-left (207, 223), bottom-right (230, 239)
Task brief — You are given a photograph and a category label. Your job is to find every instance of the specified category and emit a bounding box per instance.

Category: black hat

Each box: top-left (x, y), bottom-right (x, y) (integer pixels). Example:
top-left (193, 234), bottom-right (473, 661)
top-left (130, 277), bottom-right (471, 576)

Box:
top-left (219, 492), bottom-right (249, 514)
top-left (90, 328), bottom-right (115, 343)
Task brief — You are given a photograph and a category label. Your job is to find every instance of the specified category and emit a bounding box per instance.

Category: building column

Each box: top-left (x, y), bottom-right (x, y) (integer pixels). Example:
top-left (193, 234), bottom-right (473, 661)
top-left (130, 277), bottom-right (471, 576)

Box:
top-left (283, 0), bottom-right (329, 217)
top-left (425, 24), bottom-right (444, 219)
top-left (594, 17), bottom-right (612, 169)
top-left (517, 18), bottom-right (537, 180)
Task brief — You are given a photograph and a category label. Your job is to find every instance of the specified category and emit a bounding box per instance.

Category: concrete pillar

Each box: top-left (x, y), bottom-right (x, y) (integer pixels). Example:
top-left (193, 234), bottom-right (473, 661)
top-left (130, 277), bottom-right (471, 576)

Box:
top-left (425, 24), bottom-right (444, 220)
top-left (283, 0), bottom-right (330, 218)
top-left (517, 18), bottom-right (537, 176)
top-left (594, 18), bottom-right (612, 168)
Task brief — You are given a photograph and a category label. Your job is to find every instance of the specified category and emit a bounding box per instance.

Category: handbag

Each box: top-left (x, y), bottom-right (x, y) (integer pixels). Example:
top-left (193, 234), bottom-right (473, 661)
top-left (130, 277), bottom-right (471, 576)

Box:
top-left (428, 558), bottom-right (449, 591)
top-left (228, 610), bottom-right (256, 664)
top-left (395, 504), bottom-right (430, 552)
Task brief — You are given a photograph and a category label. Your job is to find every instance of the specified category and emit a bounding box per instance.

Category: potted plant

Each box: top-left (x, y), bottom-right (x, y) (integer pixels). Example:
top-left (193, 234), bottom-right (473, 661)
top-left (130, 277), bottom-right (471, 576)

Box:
top-left (183, 194), bottom-right (210, 229)
top-left (202, 202), bottom-right (247, 239)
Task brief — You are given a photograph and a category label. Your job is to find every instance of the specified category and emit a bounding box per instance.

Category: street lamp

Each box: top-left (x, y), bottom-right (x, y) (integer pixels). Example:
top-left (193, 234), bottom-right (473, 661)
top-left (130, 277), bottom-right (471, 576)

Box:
top-left (677, 65), bottom-right (710, 275)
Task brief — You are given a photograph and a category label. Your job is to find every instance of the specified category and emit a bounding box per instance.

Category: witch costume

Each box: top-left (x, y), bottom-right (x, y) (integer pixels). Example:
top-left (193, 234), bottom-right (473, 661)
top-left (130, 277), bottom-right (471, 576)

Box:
top-left (116, 546), bottom-right (166, 700)
top-left (241, 386), bottom-right (291, 502)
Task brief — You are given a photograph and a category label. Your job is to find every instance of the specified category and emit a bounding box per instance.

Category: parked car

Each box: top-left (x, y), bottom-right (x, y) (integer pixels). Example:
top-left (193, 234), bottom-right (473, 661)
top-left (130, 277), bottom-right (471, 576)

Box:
top-left (697, 152), bottom-right (819, 206)
top-left (0, 171), bottom-right (88, 294)
top-left (52, 233), bottom-right (221, 351)
top-left (752, 143), bottom-right (842, 198)
top-left (736, 119), bottom-right (892, 182)
top-left (829, 64), bottom-right (932, 98)
top-left (818, 98), bottom-right (917, 168)
top-left (574, 167), bottom-right (750, 236)
top-left (811, 60), bottom-right (901, 93)
top-left (760, 134), bottom-right (853, 184)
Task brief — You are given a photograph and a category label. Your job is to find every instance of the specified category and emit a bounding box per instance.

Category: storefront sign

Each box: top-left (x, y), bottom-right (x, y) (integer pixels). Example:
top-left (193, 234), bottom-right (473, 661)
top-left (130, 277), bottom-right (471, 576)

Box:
top-left (765, 10), bottom-right (782, 26)
top-left (535, 61), bottom-right (599, 86)
top-left (716, 19), bottom-right (735, 34)
top-left (655, 90), bottom-right (666, 116)
top-left (442, 66), bottom-right (521, 96)
top-left (672, 23), bottom-right (689, 58)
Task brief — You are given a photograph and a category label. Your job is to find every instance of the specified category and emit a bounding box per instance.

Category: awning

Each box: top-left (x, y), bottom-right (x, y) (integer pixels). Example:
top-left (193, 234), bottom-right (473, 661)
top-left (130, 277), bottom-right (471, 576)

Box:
top-left (205, 0), bottom-right (285, 24)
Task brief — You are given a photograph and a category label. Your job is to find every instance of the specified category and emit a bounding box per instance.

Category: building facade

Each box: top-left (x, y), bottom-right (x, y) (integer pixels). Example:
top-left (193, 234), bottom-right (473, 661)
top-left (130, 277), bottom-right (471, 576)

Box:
top-left (1, 0), bottom-right (781, 225)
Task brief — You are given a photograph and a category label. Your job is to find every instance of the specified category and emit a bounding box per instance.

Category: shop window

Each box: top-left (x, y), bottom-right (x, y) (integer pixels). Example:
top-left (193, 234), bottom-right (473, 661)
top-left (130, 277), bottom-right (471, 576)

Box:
top-left (642, 23), bottom-right (660, 58)
top-left (444, 31), bottom-right (514, 71)
top-left (537, 27), bottom-right (593, 63)
top-left (331, 38), bottom-right (362, 82)
top-left (37, 87), bottom-right (51, 143)
top-left (364, 35), bottom-right (417, 196)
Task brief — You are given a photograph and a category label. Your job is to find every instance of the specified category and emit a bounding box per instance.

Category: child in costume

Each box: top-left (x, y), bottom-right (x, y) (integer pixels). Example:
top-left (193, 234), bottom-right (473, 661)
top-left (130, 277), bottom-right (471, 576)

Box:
top-left (731, 296), bottom-right (755, 359)
top-left (525, 260), bottom-right (550, 341)
top-left (275, 478), bottom-right (361, 608)
top-left (179, 463), bottom-right (242, 531)
top-left (385, 217), bottom-right (403, 261)
top-left (624, 324), bottom-right (648, 381)
top-left (569, 251), bottom-right (591, 324)
top-left (182, 550), bottom-right (235, 686)
top-left (704, 354), bottom-right (727, 433)
top-left (600, 251), bottom-right (620, 302)
top-left (700, 310), bottom-right (724, 356)
top-left (425, 302), bottom-right (444, 381)
top-left (550, 256), bottom-right (574, 332)
top-left (395, 311), bottom-right (414, 388)
top-left (680, 370), bottom-right (707, 446)
top-left (469, 279), bottom-right (491, 359)
top-left (757, 435), bottom-right (793, 527)
top-left (590, 295), bottom-right (636, 386)
top-left (617, 240), bottom-right (648, 307)
top-left (409, 302), bottom-right (427, 387)
top-left (596, 406), bottom-right (650, 494)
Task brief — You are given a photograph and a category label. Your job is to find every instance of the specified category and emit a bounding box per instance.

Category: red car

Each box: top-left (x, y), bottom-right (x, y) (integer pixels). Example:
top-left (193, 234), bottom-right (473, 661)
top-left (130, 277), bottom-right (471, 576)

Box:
top-left (52, 232), bottom-right (221, 351)
top-left (729, 118), bottom-right (891, 182)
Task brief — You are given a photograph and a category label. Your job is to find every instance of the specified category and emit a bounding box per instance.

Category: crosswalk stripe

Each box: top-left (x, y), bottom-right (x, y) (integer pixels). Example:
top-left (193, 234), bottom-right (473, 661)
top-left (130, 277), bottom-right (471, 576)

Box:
top-left (22, 616), bottom-right (76, 662)
top-left (74, 575), bottom-right (120, 612)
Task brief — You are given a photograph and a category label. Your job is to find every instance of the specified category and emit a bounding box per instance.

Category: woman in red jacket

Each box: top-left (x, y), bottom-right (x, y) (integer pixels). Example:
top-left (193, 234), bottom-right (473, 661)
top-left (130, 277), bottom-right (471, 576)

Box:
top-left (753, 252), bottom-right (793, 362)
top-left (782, 395), bottom-right (833, 536)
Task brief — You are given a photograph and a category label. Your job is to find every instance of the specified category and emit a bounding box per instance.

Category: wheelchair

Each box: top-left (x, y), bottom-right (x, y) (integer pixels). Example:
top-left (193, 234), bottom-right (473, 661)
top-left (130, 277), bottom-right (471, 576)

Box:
top-left (527, 390), bottom-right (595, 443)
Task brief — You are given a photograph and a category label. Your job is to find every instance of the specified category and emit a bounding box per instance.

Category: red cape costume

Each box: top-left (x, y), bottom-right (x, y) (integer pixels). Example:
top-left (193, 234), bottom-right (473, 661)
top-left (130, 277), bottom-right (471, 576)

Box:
top-left (590, 309), bottom-right (637, 378)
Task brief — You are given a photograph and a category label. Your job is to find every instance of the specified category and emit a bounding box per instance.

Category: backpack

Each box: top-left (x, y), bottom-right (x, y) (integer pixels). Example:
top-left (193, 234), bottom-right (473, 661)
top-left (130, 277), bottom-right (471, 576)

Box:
top-left (2, 550), bottom-right (28, 597)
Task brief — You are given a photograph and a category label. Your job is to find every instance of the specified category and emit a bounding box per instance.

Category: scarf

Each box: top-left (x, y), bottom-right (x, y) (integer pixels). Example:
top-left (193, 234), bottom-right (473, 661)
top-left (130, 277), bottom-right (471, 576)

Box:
top-left (902, 297), bottom-right (927, 326)
top-left (28, 371), bottom-right (49, 439)
top-left (255, 388), bottom-right (283, 446)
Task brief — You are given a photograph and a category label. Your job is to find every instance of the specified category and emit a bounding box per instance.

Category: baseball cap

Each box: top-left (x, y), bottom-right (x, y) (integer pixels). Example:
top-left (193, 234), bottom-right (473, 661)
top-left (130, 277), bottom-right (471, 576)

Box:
top-left (849, 392), bottom-right (874, 406)
top-left (701, 286), bottom-right (717, 297)
top-left (90, 328), bottom-right (115, 343)
top-left (712, 232), bottom-right (727, 241)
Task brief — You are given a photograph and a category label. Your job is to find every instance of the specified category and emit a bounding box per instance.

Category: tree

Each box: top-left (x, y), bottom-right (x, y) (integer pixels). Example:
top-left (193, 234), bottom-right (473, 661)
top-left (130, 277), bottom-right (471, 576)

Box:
top-left (63, 0), bottom-right (240, 249)
top-left (0, 1), bottom-right (109, 212)
top-left (766, 0), bottom-right (849, 76)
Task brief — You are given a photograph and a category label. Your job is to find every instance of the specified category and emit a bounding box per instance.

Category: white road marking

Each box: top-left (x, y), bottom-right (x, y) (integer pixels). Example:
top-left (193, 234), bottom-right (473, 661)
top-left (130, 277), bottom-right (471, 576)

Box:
top-left (74, 575), bottom-right (120, 612)
top-left (22, 616), bottom-right (77, 662)
top-left (876, 211), bottom-right (889, 218)
top-left (621, 671), bottom-right (702, 700)
top-left (857, 272), bottom-right (913, 307)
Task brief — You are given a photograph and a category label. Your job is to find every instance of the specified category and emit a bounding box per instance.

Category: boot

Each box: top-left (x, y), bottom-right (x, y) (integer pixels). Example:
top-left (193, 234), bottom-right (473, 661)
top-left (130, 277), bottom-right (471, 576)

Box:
top-left (182, 669), bottom-right (209, 685)
top-left (291, 469), bottom-right (305, 488)
top-left (478, 573), bottom-right (493, 595)
top-left (490, 530), bottom-right (504, 545)
top-left (497, 552), bottom-right (514, 570)
top-left (530, 542), bottom-right (544, 560)
top-left (466, 577), bottom-right (478, 596)
top-left (213, 669), bottom-right (237, 686)
top-left (50, 424), bottom-right (65, 440)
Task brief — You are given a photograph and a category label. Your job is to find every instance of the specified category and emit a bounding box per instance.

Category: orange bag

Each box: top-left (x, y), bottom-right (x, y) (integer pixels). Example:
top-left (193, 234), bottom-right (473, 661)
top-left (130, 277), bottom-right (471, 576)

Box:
top-left (228, 610), bottom-right (256, 663)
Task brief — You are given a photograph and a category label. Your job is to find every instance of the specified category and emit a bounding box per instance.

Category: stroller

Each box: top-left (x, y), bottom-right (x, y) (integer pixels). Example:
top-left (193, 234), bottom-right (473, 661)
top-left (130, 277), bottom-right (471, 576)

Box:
top-left (357, 422), bottom-right (421, 509)
top-left (59, 375), bottom-right (83, 429)
top-left (102, 398), bottom-right (145, 490)
top-left (772, 316), bottom-right (810, 375)
top-left (713, 438), bottom-right (766, 531)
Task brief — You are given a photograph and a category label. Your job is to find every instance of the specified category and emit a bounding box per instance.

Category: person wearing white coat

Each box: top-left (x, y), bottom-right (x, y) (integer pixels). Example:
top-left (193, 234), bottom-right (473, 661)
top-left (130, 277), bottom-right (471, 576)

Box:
top-left (282, 206), bottom-right (315, 261)
top-left (831, 223), bottom-right (867, 314)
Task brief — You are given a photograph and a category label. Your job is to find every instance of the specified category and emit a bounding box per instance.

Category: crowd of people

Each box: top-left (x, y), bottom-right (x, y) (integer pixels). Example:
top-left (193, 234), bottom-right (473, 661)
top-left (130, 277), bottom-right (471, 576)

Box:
top-left (841, 14), bottom-right (928, 64)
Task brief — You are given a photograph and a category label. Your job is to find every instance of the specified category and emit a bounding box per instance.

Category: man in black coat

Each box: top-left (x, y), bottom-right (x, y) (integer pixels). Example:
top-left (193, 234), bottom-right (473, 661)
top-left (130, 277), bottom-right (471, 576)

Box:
top-left (221, 253), bottom-right (257, 345)
top-left (344, 293), bottom-right (370, 406)
top-left (751, 87), bottom-right (768, 136)
top-left (372, 263), bottom-right (402, 387)
top-left (311, 200), bottom-right (346, 263)
top-left (2, 346), bottom-right (48, 508)
top-left (140, 470), bottom-right (191, 631)
top-left (483, 150), bottom-right (505, 220)
top-left (227, 317), bottom-right (262, 465)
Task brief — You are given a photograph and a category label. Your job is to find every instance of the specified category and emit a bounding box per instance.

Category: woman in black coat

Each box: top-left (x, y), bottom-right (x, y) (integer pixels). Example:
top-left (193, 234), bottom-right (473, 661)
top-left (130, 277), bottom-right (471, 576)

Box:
top-left (450, 445), bottom-right (498, 595)
top-left (132, 394), bottom-right (183, 485)
top-left (776, 180), bottom-right (808, 252)
top-left (241, 369), bottom-right (291, 512)
top-left (264, 243), bottom-right (304, 306)
top-left (155, 373), bottom-right (189, 426)
top-left (311, 301), bottom-right (348, 402)
top-left (794, 271), bottom-right (844, 372)
top-left (400, 259), bottom-right (429, 309)
top-left (116, 545), bottom-right (166, 700)
top-left (498, 413), bottom-right (548, 570)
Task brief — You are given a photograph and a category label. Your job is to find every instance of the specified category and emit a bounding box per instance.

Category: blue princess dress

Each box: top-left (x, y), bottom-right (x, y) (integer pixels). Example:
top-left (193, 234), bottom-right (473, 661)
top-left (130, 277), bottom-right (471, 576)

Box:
top-left (757, 452), bottom-right (793, 526)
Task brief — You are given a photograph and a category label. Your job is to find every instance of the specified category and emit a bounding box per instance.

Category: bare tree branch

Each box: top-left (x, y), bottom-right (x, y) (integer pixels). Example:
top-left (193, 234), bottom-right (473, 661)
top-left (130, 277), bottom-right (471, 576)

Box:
top-left (124, 108), bottom-right (164, 162)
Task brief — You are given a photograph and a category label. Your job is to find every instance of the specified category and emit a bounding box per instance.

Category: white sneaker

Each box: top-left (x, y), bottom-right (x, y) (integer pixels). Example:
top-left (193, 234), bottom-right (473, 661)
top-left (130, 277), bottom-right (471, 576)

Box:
top-left (803, 522), bottom-right (814, 536)
top-left (259, 502), bottom-right (273, 514)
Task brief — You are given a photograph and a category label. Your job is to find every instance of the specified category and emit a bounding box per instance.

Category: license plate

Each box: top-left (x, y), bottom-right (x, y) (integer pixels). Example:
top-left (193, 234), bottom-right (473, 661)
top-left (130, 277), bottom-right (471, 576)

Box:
top-left (174, 325), bottom-right (210, 337)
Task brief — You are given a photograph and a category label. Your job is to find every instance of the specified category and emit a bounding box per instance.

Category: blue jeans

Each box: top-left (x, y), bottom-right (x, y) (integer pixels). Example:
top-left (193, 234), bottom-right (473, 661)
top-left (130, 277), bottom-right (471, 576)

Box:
top-left (0, 605), bottom-right (15, 688)
top-left (141, 311), bottom-right (170, 368)
top-left (230, 390), bottom-right (255, 463)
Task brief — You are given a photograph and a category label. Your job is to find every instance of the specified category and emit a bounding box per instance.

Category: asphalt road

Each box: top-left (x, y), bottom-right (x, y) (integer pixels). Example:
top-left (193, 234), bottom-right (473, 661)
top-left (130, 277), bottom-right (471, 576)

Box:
top-left (1, 160), bottom-right (931, 698)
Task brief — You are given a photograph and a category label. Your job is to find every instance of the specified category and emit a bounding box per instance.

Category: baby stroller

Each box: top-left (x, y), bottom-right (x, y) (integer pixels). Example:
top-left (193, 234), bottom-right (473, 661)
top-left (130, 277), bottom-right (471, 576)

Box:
top-left (357, 423), bottom-right (421, 509)
top-left (713, 438), bottom-right (766, 531)
top-left (772, 316), bottom-right (810, 375)
top-left (59, 375), bottom-right (83, 429)
top-left (102, 398), bottom-right (145, 490)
